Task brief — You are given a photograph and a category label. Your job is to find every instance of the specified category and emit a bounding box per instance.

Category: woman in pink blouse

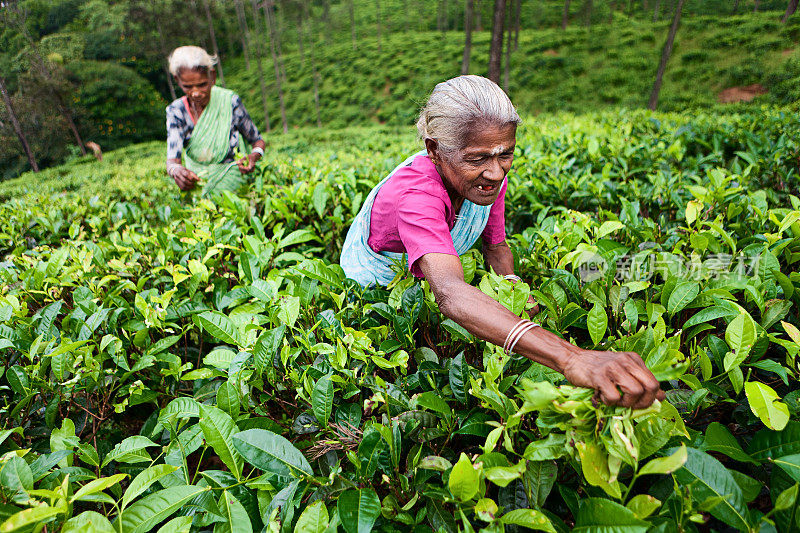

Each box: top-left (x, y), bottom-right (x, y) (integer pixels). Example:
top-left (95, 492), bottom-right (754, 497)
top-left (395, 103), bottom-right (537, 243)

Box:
top-left (341, 75), bottom-right (663, 409)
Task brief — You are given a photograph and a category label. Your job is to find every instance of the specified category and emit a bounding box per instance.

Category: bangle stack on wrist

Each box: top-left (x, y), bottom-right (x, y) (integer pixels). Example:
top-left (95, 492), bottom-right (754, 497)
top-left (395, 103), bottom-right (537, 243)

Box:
top-left (166, 162), bottom-right (182, 178)
top-left (503, 274), bottom-right (522, 283)
top-left (252, 146), bottom-right (264, 157)
top-left (503, 318), bottom-right (540, 356)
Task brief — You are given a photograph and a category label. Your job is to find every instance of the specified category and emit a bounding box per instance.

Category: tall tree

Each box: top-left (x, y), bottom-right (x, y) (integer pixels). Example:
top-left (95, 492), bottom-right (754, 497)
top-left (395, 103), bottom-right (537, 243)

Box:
top-left (0, 74), bottom-right (38, 172)
top-left (462, 0), bottom-right (474, 74)
top-left (562, 0), bottom-right (571, 29)
top-left (263, 0), bottom-right (288, 133)
top-left (652, 0), bottom-right (660, 21)
top-left (488, 0), bottom-right (506, 83)
top-left (349, 0), bottom-right (357, 49)
top-left (609, 0), bottom-right (617, 22)
top-left (294, 5), bottom-right (305, 63)
top-left (377, 0), bottom-right (382, 53)
top-left (732, 0), bottom-right (740, 13)
top-left (476, 0), bottom-right (483, 31)
top-left (584, 0), bottom-right (594, 27)
top-left (754, 0), bottom-right (760, 11)
top-left (2, 4), bottom-right (86, 156)
top-left (503, 0), bottom-right (513, 90)
top-left (153, 3), bottom-right (178, 100)
top-left (648, 0), bottom-right (685, 110)
top-left (249, 0), bottom-right (271, 132)
top-left (303, 0), bottom-right (322, 127)
top-left (235, 0), bottom-right (252, 70)
top-left (201, 0), bottom-right (225, 86)
top-left (513, 0), bottom-right (521, 50)
top-left (322, 0), bottom-right (332, 43)
top-left (782, 0), bottom-right (799, 23)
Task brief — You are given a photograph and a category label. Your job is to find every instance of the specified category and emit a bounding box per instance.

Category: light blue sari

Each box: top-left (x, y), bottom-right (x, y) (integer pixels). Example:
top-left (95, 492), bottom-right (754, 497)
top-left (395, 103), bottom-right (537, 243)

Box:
top-left (340, 150), bottom-right (495, 287)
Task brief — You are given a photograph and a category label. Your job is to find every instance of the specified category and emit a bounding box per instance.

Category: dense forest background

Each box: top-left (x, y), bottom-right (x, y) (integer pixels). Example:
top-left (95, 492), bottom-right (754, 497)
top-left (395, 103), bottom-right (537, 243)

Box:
top-left (1, 0), bottom-right (799, 179)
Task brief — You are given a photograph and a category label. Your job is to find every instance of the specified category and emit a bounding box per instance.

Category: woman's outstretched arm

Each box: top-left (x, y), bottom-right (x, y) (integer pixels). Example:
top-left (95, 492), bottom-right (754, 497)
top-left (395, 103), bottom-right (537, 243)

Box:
top-left (417, 252), bottom-right (664, 409)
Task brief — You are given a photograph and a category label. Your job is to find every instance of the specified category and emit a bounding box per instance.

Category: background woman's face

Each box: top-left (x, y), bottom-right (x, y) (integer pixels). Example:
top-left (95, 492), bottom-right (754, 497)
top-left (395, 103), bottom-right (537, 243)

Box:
top-left (435, 123), bottom-right (517, 206)
top-left (176, 68), bottom-right (215, 108)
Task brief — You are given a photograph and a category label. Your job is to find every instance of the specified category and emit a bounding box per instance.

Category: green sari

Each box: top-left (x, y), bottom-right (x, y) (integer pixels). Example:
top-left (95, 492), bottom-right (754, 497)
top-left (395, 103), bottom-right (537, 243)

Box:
top-left (184, 85), bottom-right (245, 197)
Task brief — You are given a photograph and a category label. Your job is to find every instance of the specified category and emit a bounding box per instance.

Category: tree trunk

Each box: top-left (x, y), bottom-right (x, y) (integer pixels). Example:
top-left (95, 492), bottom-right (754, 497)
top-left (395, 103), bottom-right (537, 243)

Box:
top-left (249, 0), bottom-right (271, 132)
top-left (609, 0), bottom-right (617, 23)
top-left (754, 0), bottom-right (760, 12)
top-left (782, 0), bottom-right (799, 23)
top-left (585, 0), bottom-right (593, 27)
top-left (201, 0), bottom-right (225, 86)
top-left (462, 0), bottom-right (474, 74)
top-left (648, 0), bottom-right (684, 110)
top-left (652, 0), bottom-right (660, 22)
top-left (0, 74), bottom-right (38, 172)
top-left (503, 0), bottom-right (513, 90)
top-left (234, 0), bottom-right (251, 70)
top-left (349, 0), bottom-right (357, 49)
top-left (303, 0), bottom-right (322, 127)
top-left (562, 0), bottom-right (571, 29)
top-left (476, 0), bottom-right (483, 31)
top-left (8, 7), bottom-right (86, 156)
top-left (732, 0), bottom-right (739, 13)
top-left (55, 94), bottom-right (86, 156)
top-left (488, 0), bottom-right (506, 83)
top-left (377, 0), bottom-right (382, 52)
top-left (154, 15), bottom-right (177, 100)
top-left (322, 0), bottom-right (331, 43)
top-left (189, 0), bottom-right (210, 48)
top-left (513, 0), bottom-right (521, 50)
top-left (296, 11), bottom-right (305, 64)
top-left (263, 1), bottom-right (288, 133)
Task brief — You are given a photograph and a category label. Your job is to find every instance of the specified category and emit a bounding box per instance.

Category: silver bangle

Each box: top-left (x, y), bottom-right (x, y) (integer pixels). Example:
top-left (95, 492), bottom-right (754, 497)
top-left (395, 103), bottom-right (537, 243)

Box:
top-left (252, 146), bottom-right (264, 157)
top-left (166, 162), bottom-right (182, 177)
top-left (503, 319), bottom-right (530, 354)
top-left (507, 321), bottom-right (540, 355)
top-left (503, 274), bottom-right (522, 283)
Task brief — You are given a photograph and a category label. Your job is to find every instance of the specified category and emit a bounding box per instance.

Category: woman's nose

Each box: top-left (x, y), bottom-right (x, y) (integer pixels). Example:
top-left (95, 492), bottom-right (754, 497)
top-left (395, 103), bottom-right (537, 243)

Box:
top-left (484, 157), bottom-right (505, 180)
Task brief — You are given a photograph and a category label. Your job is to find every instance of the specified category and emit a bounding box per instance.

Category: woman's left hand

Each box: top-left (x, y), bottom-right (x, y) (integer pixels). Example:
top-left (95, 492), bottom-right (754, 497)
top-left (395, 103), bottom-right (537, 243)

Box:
top-left (237, 153), bottom-right (260, 174)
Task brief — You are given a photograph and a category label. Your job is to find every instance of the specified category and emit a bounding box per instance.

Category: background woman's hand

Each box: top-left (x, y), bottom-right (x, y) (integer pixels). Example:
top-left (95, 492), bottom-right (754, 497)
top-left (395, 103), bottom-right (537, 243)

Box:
top-left (237, 153), bottom-right (259, 174)
top-left (561, 349), bottom-right (664, 409)
top-left (172, 166), bottom-right (199, 191)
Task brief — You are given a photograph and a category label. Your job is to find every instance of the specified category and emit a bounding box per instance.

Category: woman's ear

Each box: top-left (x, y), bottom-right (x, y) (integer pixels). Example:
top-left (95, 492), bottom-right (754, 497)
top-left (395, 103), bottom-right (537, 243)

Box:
top-left (210, 69), bottom-right (217, 85)
top-left (424, 138), bottom-right (439, 165)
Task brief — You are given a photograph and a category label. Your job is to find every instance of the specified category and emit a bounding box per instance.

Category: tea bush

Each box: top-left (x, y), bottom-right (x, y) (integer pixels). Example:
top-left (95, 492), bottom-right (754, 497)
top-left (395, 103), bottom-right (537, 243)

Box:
top-left (1, 107), bottom-right (800, 532)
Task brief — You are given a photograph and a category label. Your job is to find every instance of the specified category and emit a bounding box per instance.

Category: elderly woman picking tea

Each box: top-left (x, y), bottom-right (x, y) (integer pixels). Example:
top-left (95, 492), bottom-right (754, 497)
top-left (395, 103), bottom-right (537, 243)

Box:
top-left (341, 75), bottom-right (663, 408)
top-left (165, 46), bottom-right (266, 196)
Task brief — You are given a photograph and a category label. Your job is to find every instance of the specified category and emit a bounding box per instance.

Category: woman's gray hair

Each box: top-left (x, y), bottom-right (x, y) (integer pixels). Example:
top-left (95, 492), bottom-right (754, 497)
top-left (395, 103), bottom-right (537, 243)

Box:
top-left (168, 46), bottom-right (218, 77)
top-left (416, 75), bottom-right (521, 159)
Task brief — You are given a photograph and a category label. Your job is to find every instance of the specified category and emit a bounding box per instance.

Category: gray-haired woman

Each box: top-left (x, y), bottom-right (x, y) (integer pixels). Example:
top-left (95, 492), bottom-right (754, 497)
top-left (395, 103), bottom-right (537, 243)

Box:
top-left (165, 45), bottom-right (266, 195)
top-left (340, 75), bottom-right (663, 408)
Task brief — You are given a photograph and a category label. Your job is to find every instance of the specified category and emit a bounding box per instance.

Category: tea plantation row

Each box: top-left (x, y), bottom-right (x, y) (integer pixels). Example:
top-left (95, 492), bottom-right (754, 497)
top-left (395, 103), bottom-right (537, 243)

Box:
top-left (1, 108), bottom-right (800, 532)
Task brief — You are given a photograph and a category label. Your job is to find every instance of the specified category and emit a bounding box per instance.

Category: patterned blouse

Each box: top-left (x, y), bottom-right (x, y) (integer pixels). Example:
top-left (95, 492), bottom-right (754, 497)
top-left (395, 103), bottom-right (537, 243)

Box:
top-left (165, 92), bottom-right (262, 162)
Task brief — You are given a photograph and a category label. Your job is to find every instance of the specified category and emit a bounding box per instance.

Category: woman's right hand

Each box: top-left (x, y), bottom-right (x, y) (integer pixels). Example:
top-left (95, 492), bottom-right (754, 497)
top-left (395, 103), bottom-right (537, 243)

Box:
top-left (561, 349), bottom-right (664, 409)
top-left (171, 166), bottom-right (199, 191)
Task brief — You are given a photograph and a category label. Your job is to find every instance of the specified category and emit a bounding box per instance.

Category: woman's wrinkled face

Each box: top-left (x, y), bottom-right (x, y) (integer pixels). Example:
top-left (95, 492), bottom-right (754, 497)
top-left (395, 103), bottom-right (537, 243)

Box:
top-left (176, 68), bottom-right (215, 109)
top-left (430, 123), bottom-right (517, 206)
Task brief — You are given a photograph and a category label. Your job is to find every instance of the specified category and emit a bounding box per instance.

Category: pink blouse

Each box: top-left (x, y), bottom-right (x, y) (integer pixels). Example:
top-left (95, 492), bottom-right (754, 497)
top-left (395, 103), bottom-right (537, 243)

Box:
top-left (368, 154), bottom-right (507, 277)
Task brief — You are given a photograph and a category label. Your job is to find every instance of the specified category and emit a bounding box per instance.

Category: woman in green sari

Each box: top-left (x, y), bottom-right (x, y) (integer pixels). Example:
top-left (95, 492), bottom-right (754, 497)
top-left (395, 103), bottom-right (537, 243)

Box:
top-left (165, 46), bottom-right (266, 197)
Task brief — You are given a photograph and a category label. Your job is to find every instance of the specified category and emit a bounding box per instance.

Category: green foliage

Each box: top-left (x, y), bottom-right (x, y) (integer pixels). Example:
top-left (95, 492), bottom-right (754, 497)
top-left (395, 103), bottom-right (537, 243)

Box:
top-left (1, 107), bottom-right (800, 531)
top-left (68, 60), bottom-right (166, 149)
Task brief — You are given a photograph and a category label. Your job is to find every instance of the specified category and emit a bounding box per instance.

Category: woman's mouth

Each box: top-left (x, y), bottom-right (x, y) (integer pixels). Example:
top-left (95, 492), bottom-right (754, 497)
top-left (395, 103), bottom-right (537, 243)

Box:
top-left (476, 184), bottom-right (497, 192)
